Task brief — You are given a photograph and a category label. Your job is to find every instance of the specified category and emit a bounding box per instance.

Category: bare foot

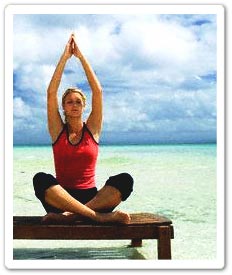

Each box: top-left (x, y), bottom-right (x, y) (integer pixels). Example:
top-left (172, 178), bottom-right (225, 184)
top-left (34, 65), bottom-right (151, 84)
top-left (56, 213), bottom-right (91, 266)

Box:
top-left (41, 212), bottom-right (78, 224)
top-left (41, 211), bottom-right (131, 225)
top-left (96, 210), bottom-right (131, 224)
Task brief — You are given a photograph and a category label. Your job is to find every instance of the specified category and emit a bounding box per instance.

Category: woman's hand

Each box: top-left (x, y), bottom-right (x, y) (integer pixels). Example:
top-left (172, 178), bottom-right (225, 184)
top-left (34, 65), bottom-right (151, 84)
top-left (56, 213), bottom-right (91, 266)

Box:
top-left (62, 35), bottom-right (73, 60)
top-left (71, 34), bottom-right (83, 59)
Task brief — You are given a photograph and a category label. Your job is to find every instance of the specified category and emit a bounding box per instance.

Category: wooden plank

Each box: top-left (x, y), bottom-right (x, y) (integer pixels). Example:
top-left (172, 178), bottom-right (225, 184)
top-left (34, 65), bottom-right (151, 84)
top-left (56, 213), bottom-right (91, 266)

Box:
top-left (13, 213), bottom-right (173, 226)
top-left (14, 224), bottom-right (160, 240)
top-left (13, 213), bottom-right (173, 240)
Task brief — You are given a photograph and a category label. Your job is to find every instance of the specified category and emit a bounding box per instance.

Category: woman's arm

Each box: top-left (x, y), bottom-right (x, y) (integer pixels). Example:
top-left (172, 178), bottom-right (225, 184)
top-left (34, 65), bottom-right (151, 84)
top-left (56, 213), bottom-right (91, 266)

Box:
top-left (47, 35), bottom-right (73, 142)
top-left (72, 34), bottom-right (103, 141)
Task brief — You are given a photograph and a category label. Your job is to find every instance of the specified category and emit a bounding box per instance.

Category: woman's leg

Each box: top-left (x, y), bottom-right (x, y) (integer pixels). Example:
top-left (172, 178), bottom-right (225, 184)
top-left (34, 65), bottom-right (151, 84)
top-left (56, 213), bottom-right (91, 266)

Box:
top-left (46, 185), bottom-right (121, 223)
top-left (86, 173), bottom-right (134, 212)
top-left (44, 184), bottom-right (130, 224)
top-left (33, 172), bottom-right (133, 224)
top-left (85, 185), bottom-right (122, 212)
top-left (43, 185), bottom-right (121, 224)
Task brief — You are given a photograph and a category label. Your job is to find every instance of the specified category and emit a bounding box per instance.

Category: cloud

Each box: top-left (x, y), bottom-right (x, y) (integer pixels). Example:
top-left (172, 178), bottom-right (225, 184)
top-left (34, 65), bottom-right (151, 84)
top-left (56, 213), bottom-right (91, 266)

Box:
top-left (12, 13), bottom-right (217, 144)
top-left (14, 97), bottom-right (31, 118)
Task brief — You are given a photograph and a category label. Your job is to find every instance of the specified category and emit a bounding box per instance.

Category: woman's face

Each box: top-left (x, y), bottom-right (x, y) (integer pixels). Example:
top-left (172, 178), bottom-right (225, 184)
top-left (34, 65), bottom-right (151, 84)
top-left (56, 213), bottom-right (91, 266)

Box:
top-left (63, 92), bottom-right (85, 119)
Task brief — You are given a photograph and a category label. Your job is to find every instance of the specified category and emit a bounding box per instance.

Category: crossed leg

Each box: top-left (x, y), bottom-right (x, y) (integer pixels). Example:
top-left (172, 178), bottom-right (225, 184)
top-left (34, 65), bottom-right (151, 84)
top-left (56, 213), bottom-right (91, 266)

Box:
top-left (86, 185), bottom-right (122, 211)
top-left (42, 184), bottom-right (129, 224)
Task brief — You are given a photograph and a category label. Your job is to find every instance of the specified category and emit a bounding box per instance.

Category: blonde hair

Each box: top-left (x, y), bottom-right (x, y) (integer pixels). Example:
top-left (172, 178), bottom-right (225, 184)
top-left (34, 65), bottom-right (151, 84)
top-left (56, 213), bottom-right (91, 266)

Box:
top-left (62, 88), bottom-right (86, 106)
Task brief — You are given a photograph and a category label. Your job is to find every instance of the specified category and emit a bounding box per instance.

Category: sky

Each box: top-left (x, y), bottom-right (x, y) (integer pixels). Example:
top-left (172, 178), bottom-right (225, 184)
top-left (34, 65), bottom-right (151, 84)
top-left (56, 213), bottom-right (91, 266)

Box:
top-left (13, 13), bottom-right (218, 145)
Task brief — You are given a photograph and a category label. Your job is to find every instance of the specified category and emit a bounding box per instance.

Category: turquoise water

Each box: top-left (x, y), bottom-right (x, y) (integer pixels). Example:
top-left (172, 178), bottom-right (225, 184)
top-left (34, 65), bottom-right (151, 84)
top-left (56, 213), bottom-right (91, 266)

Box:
top-left (13, 144), bottom-right (217, 260)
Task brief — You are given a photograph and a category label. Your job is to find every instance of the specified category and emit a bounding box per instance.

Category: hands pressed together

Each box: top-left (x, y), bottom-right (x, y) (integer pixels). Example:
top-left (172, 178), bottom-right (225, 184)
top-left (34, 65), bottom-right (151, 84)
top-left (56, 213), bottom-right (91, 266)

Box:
top-left (63, 33), bottom-right (83, 60)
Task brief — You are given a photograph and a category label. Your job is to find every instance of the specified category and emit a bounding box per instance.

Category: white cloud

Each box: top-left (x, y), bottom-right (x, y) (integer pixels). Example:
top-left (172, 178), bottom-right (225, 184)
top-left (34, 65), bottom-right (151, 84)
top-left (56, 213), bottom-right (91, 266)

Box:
top-left (13, 14), bottom-right (217, 144)
top-left (14, 97), bottom-right (31, 118)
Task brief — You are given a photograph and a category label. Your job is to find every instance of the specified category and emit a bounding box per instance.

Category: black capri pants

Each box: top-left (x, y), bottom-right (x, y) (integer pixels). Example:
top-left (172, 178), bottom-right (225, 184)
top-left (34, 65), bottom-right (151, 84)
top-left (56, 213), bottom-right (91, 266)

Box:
top-left (33, 172), bottom-right (134, 213)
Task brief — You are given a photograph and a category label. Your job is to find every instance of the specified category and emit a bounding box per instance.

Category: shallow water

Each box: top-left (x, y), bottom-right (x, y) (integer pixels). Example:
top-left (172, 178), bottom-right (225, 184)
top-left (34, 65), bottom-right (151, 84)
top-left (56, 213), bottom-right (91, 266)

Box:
top-left (13, 144), bottom-right (217, 260)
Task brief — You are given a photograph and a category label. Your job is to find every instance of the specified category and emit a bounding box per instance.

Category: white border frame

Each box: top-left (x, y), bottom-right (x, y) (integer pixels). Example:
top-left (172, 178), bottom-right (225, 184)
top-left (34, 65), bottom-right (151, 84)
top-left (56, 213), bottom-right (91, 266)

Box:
top-left (4, 4), bottom-right (225, 270)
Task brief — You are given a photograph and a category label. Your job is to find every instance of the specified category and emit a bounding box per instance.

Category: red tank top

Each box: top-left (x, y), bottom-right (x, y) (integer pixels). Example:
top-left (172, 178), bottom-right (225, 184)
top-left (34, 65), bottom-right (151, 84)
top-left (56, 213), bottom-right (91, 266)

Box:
top-left (52, 123), bottom-right (99, 189)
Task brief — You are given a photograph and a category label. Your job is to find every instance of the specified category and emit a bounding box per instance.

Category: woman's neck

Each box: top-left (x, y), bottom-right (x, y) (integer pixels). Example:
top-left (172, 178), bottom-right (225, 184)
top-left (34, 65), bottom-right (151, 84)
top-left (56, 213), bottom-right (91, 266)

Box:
top-left (67, 118), bottom-right (83, 133)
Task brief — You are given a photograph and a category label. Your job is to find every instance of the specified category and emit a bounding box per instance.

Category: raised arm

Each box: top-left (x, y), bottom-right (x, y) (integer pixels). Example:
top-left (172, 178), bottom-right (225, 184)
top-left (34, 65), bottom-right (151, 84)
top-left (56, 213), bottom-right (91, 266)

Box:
top-left (72, 34), bottom-right (103, 141)
top-left (47, 35), bottom-right (73, 142)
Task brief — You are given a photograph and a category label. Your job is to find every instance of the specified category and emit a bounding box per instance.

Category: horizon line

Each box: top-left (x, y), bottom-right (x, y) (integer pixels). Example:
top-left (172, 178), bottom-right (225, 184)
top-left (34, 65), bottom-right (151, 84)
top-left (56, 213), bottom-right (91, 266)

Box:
top-left (13, 141), bottom-right (217, 147)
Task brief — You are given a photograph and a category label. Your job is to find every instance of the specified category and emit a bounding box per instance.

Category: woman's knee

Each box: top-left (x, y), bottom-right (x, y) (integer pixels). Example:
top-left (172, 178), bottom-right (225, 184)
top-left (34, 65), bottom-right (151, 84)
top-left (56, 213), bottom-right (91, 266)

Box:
top-left (32, 172), bottom-right (62, 213)
top-left (33, 172), bottom-right (47, 187)
top-left (118, 172), bottom-right (134, 190)
top-left (32, 172), bottom-right (59, 200)
top-left (105, 172), bottom-right (134, 201)
top-left (120, 172), bottom-right (134, 185)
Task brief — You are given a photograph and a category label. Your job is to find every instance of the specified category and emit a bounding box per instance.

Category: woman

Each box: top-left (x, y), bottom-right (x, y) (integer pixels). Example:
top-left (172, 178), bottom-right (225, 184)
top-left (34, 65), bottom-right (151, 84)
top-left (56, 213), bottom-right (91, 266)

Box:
top-left (33, 34), bottom-right (134, 224)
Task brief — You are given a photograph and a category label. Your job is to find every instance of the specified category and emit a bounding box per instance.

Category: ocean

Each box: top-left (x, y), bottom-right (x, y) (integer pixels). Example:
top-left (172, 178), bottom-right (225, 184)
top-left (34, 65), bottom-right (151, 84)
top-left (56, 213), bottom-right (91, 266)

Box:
top-left (13, 144), bottom-right (217, 260)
